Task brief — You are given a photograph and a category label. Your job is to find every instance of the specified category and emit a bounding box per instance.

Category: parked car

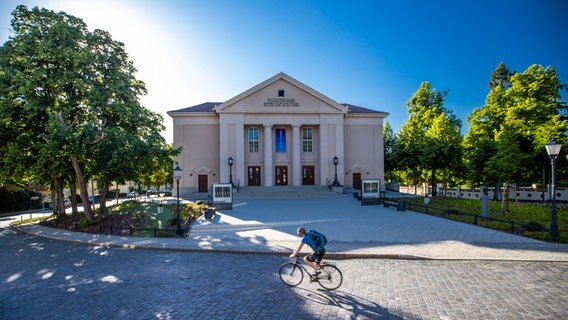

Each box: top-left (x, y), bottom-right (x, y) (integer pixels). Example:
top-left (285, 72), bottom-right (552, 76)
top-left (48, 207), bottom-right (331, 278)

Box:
top-left (126, 191), bottom-right (138, 198)
top-left (88, 195), bottom-right (101, 203)
top-left (49, 199), bottom-right (71, 209)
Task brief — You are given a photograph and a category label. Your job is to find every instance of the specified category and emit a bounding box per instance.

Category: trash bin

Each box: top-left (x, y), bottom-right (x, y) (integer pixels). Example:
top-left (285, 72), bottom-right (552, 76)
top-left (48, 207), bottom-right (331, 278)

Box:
top-left (157, 203), bottom-right (164, 214)
top-left (205, 207), bottom-right (216, 220)
top-left (396, 201), bottom-right (405, 212)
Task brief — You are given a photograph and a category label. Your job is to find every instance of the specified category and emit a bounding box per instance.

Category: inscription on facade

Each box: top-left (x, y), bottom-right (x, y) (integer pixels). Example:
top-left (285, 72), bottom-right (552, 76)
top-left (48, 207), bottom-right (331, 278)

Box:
top-left (263, 98), bottom-right (299, 107)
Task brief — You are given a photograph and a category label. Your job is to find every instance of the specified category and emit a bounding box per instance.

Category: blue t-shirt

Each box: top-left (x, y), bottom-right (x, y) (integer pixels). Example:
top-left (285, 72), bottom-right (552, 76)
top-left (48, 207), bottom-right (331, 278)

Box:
top-left (301, 234), bottom-right (318, 252)
top-left (301, 230), bottom-right (326, 252)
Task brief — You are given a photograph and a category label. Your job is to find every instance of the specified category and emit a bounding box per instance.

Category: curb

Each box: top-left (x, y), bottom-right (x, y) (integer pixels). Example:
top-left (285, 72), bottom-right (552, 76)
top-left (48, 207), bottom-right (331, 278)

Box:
top-left (10, 224), bottom-right (568, 262)
top-left (11, 224), bottom-right (433, 260)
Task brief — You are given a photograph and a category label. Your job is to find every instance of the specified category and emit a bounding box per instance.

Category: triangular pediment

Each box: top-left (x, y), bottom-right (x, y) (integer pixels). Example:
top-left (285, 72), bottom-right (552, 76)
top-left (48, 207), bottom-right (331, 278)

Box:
top-left (213, 73), bottom-right (347, 114)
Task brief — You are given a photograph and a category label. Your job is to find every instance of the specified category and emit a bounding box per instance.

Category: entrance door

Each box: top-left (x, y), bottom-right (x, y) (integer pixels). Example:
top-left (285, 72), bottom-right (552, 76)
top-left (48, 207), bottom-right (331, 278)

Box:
top-left (198, 175), bottom-right (208, 192)
top-left (275, 166), bottom-right (288, 185)
top-left (353, 173), bottom-right (362, 190)
top-left (302, 166), bottom-right (315, 185)
top-left (248, 166), bottom-right (261, 186)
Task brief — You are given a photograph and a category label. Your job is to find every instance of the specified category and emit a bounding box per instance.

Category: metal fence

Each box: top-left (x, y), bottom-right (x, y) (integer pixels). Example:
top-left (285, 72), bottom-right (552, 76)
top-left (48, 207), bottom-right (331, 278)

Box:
top-left (41, 219), bottom-right (190, 238)
top-left (386, 200), bottom-right (554, 241)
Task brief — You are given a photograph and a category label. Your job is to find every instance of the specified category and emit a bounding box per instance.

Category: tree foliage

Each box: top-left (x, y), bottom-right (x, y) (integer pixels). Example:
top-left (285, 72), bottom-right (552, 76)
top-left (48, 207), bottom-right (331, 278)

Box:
top-left (464, 63), bottom-right (567, 194)
top-left (397, 82), bottom-right (462, 195)
top-left (0, 5), bottom-right (179, 220)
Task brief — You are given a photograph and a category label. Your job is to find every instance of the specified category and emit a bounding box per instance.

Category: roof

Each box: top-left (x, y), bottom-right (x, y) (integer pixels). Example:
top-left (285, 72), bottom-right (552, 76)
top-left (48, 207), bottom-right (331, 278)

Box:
top-left (169, 102), bottom-right (222, 113)
top-left (341, 103), bottom-right (386, 114)
top-left (213, 72), bottom-right (346, 114)
top-left (169, 102), bottom-right (386, 114)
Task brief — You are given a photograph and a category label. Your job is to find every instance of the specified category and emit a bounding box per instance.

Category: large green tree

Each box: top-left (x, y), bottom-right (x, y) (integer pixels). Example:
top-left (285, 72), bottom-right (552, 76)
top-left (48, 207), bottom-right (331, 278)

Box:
top-left (465, 64), bottom-right (567, 192)
top-left (0, 5), bottom-right (179, 220)
top-left (398, 82), bottom-right (462, 196)
top-left (383, 121), bottom-right (399, 182)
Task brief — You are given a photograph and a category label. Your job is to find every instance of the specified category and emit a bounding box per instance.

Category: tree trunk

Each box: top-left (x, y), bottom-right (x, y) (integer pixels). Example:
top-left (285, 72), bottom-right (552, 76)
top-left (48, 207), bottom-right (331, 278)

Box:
top-left (99, 183), bottom-right (109, 213)
top-left (493, 181), bottom-right (501, 201)
top-left (50, 182), bottom-right (56, 215)
top-left (54, 177), bottom-right (65, 216)
top-left (501, 183), bottom-right (509, 213)
top-left (69, 176), bottom-right (78, 216)
top-left (71, 155), bottom-right (95, 222)
top-left (431, 169), bottom-right (437, 197)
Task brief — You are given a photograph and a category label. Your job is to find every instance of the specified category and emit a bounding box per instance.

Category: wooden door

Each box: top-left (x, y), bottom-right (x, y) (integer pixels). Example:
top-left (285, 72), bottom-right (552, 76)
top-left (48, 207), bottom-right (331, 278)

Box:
top-left (302, 166), bottom-right (315, 185)
top-left (275, 166), bottom-right (288, 185)
top-left (248, 166), bottom-right (261, 186)
top-left (198, 175), bottom-right (208, 192)
top-left (353, 173), bottom-right (362, 190)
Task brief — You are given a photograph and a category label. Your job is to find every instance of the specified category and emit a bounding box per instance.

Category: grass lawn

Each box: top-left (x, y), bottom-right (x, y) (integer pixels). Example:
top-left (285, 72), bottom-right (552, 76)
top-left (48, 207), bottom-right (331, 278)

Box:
top-left (393, 196), bottom-right (568, 243)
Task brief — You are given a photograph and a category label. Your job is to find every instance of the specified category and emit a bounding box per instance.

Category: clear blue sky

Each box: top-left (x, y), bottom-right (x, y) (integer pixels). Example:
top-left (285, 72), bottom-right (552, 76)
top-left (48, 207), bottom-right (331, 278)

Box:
top-left (1, 0), bottom-right (567, 142)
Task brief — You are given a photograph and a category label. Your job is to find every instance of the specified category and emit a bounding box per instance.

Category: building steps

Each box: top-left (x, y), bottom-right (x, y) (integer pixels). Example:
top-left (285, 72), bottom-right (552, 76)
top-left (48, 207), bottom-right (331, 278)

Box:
top-left (234, 185), bottom-right (340, 198)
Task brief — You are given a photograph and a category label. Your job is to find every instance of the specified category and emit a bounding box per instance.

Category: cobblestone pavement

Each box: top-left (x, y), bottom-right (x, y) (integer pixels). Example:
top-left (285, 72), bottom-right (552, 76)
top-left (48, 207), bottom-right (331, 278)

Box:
top-left (1, 228), bottom-right (567, 320)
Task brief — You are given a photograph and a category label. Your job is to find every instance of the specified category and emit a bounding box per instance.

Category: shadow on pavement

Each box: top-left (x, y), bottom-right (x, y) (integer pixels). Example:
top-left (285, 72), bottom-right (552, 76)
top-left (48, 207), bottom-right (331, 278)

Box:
top-left (290, 287), bottom-right (415, 319)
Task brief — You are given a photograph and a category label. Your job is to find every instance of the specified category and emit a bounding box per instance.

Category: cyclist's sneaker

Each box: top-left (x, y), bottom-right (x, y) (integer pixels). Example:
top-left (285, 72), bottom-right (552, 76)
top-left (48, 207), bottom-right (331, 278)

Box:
top-left (315, 270), bottom-right (321, 275)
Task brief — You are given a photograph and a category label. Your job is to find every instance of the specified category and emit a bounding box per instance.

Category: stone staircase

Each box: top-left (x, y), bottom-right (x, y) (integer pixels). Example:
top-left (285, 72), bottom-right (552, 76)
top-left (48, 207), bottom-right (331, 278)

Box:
top-left (234, 185), bottom-right (342, 198)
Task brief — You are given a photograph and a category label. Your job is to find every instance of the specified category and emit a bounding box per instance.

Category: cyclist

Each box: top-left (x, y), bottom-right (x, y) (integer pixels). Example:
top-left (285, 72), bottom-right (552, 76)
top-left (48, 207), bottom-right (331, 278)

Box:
top-left (289, 227), bottom-right (327, 273)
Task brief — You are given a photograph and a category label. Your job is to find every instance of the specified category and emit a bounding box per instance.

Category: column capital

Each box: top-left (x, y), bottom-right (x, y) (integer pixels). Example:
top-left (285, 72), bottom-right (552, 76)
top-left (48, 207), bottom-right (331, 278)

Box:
top-left (292, 124), bottom-right (301, 128)
top-left (263, 124), bottom-right (273, 128)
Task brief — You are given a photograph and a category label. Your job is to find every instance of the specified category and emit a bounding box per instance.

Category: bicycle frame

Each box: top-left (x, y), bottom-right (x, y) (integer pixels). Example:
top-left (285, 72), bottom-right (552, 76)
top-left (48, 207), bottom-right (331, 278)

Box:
top-left (290, 256), bottom-right (317, 278)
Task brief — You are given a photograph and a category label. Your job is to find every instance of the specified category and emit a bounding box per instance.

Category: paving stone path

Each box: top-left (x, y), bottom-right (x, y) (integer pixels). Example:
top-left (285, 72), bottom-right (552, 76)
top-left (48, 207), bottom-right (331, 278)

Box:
top-left (1, 228), bottom-right (567, 320)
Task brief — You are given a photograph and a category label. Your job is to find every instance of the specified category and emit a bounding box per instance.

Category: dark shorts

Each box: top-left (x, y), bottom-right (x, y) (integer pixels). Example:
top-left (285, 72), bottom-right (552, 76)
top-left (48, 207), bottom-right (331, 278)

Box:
top-left (306, 249), bottom-right (326, 264)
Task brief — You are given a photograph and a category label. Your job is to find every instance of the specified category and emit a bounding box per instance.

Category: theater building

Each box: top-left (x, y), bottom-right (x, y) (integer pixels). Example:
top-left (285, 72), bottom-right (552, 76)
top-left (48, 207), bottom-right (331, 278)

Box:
top-left (167, 73), bottom-right (388, 195)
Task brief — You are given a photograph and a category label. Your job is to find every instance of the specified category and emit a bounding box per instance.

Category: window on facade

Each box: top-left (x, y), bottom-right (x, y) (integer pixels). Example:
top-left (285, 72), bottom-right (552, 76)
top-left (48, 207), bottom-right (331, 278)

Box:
top-left (278, 89), bottom-right (285, 97)
top-left (275, 128), bottom-right (286, 153)
top-left (248, 127), bottom-right (259, 152)
top-left (302, 127), bottom-right (313, 152)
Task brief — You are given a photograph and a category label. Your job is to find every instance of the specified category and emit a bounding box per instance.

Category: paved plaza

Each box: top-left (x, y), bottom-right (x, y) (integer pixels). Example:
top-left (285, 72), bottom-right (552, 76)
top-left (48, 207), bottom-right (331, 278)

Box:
top-left (1, 227), bottom-right (567, 319)
top-left (10, 195), bottom-right (568, 261)
top-left (2, 195), bottom-right (568, 319)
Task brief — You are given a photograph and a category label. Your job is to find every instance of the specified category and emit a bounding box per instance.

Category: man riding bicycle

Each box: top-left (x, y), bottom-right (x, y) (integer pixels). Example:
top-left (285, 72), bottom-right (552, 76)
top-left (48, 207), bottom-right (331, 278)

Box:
top-left (290, 227), bottom-right (327, 272)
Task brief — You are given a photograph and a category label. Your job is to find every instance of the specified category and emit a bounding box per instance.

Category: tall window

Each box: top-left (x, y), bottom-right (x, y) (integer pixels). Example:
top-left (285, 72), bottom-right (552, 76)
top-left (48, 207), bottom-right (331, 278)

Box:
top-left (302, 127), bottom-right (313, 152)
top-left (248, 127), bottom-right (259, 152)
top-left (275, 128), bottom-right (286, 153)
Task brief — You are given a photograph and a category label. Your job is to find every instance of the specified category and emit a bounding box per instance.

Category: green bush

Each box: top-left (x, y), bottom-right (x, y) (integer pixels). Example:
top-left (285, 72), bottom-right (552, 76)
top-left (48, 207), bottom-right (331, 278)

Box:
top-left (0, 189), bottom-right (43, 212)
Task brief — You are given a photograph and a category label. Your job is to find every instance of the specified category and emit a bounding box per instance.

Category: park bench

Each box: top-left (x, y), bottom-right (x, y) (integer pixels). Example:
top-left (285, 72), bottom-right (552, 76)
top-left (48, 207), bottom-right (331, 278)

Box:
top-left (383, 199), bottom-right (405, 212)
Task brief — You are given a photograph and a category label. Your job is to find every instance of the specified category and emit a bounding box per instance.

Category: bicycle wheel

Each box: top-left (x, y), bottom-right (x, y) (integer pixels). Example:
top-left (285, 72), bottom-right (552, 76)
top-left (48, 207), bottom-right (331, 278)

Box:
top-left (279, 262), bottom-right (304, 287)
top-left (318, 264), bottom-right (343, 290)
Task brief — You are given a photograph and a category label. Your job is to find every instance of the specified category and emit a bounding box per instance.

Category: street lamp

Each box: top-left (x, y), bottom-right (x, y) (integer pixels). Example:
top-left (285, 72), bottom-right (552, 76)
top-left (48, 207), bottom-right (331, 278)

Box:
top-left (545, 138), bottom-right (562, 242)
top-left (332, 156), bottom-right (340, 186)
top-left (174, 162), bottom-right (183, 237)
top-left (228, 157), bottom-right (234, 186)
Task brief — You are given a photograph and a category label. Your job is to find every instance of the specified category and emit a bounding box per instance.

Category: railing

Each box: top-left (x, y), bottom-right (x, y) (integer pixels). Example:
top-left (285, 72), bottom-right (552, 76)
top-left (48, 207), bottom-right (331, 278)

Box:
top-left (390, 200), bottom-right (553, 240)
top-left (41, 219), bottom-right (190, 238)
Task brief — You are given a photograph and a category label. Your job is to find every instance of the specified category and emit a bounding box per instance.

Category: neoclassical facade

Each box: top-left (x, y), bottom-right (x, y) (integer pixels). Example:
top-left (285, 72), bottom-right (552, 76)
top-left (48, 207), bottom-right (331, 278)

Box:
top-left (168, 73), bottom-right (388, 195)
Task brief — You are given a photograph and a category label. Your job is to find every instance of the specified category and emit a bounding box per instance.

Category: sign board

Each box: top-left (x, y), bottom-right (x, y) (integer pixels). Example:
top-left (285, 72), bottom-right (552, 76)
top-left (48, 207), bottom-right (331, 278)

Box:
top-left (212, 183), bottom-right (233, 210)
top-left (361, 179), bottom-right (381, 205)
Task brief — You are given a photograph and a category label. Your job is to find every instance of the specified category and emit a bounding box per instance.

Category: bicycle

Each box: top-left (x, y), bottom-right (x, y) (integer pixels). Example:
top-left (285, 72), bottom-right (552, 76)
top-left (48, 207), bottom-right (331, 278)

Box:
top-left (279, 256), bottom-right (343, 290)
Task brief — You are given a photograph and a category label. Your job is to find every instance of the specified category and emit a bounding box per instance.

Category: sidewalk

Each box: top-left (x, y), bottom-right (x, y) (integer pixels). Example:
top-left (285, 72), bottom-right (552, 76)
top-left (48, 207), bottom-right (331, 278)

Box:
top-left (10, 196), bottom-right (568, 261)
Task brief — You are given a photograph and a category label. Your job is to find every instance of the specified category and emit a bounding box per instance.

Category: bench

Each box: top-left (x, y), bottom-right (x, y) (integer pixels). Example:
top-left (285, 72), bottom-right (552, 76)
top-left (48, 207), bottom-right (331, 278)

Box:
top-left (383, 200), bottom-right (405, 212)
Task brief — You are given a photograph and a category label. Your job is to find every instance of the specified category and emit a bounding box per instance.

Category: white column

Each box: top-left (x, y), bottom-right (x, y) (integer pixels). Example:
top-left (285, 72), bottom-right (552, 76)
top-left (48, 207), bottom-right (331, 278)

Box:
top-left (219, 122), bottom-right (229, 183)
top-left (292, 125), bottom-right (301, 186)
top-left (335, 121), bottom-right (345, 185)
top-left (319, 123), bottom-right (329, 186)
top-left (263, 125), bottom-right (273, 186)
top-left (236, 122), bottom-right (245, 188)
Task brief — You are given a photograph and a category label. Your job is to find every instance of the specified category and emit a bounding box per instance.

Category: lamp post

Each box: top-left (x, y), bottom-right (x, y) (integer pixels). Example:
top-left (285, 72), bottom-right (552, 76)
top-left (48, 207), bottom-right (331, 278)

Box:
top-left (174, 162), bottom-right (183, 237)
top-left (332, 156), bottom-right (340, 186)
top-left (228, 157), bottom-right (234, 186)
top-left (545, 138), bottom-right (562, 242)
